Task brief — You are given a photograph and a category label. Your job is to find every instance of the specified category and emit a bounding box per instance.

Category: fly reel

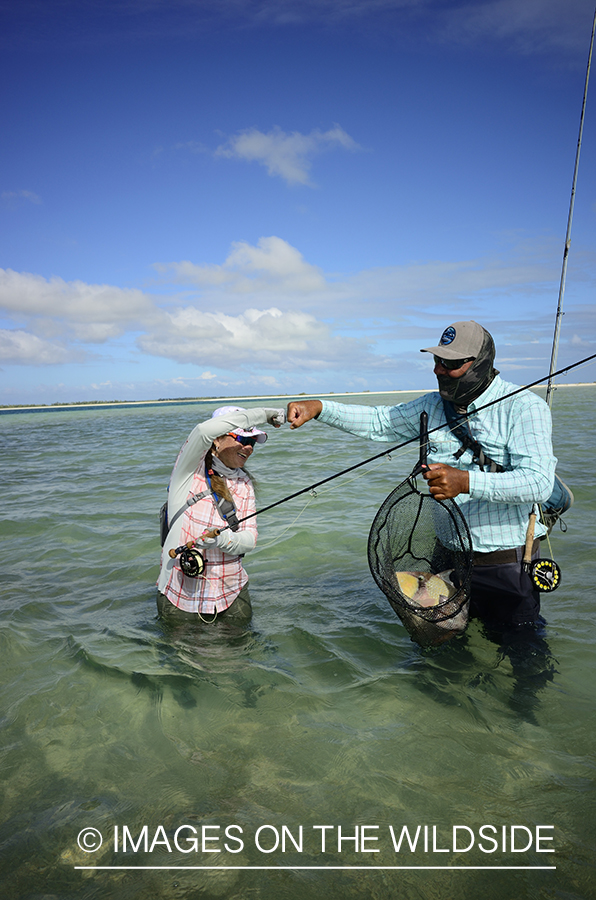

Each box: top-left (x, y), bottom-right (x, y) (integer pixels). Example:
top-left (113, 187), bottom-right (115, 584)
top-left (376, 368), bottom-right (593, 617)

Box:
top-left (179, 547), bottom-right (205, 578)
top-left (529, 558), bottom-right (561, 593)
top-left (522, 511), bottom-right (562, 594)
top-left (169, 539), bottom-right (207, 578)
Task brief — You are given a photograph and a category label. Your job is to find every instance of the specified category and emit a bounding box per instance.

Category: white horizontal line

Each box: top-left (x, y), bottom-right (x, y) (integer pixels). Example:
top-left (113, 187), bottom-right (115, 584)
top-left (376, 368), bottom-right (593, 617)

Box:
top-left (74, 865), bottom-right (557, 871)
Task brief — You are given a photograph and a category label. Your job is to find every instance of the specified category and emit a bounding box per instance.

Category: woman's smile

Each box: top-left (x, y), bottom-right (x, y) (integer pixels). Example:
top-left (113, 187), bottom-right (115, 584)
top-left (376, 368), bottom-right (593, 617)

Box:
top-left (215, 434), bottom-right (254, 469)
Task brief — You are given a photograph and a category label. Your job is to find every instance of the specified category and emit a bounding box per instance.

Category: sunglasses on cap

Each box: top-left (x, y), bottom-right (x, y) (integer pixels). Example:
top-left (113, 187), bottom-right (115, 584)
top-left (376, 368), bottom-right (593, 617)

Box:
top-left (433, 355), bottom-right (476, 370)
top-left (227, 432), bottom-right (258, 447)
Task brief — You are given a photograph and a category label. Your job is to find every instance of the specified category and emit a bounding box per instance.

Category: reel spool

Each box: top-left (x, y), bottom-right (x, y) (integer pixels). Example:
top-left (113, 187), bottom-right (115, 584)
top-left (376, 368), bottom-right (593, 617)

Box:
top-left (523, 511), bottom-right (561, 593)
top-left (529, 558), bottom-right (561, 593)
top-left (179, 547), bottom-right (205, 578)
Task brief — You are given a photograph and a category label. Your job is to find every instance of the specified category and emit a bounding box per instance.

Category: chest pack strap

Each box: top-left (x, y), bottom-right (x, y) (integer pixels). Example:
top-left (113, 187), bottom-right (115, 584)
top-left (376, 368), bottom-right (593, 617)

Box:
top-left (205, 470), bottom-right (240, 532)
top-left (442, 398), bottom-right (573, 533)
top-left (161, 468), bottom-right (242, 546)
top-left (442, 399), bottom-right (504, 473)
top-left (160, 489), bottom-right (211, 546)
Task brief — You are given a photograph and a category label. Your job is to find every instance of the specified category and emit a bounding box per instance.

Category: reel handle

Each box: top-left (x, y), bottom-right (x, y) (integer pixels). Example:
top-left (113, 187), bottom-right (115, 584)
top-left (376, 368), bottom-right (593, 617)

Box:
top-left (169, 540), bottom-right (194, 559)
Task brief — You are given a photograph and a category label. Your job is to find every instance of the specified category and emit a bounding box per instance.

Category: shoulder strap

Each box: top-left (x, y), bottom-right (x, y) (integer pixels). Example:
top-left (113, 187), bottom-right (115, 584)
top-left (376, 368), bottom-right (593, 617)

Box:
top-left (160, 489), bottom-right (211, 546)
top-left (205, 470), bottom-right (240, 532)
top-left (442, 399), bottom-right (504, 473)
top-left (161, 469), bottom-right (243, 546)
top-left (442, 400), bottom-right (572, 533)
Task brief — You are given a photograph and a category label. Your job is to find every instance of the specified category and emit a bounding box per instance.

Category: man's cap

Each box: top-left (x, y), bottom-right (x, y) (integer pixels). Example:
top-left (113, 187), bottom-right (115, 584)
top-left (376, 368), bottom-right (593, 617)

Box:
top-left (211, 406), bottom-right (268, 443)
top-left (420, 321), bottom-right (487, 360)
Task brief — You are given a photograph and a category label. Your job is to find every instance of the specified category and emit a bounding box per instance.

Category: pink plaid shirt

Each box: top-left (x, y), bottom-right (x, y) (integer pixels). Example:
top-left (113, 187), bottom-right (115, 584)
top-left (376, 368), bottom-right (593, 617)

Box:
top-left (161, 462), bottom-right (258, 614)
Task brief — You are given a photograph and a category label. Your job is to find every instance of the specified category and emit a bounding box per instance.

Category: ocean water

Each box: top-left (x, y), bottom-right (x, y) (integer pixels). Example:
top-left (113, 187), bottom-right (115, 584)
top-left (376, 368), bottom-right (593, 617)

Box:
top-left (0, 387), bottom-right (594, 900)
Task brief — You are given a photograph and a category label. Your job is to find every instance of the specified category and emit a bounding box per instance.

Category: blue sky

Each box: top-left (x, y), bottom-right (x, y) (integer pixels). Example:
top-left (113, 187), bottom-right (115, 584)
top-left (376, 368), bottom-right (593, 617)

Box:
top-left (1, 0), bottom-right (595, 405)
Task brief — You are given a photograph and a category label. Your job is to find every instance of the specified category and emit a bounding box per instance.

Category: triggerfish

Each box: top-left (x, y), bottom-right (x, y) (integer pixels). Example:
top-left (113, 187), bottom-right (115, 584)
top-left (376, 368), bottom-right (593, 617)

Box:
top-left (394, 570), bottom-right (456, 608)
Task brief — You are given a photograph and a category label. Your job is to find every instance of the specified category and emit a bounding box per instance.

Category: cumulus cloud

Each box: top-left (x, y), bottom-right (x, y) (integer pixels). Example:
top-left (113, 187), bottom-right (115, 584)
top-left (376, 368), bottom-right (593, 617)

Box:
top-left (0, 329), bottom-right (71, 365)
top-left (2, 235), bottom-right (593, 377)
top-left (137, 306), bottom-right (372, 370)
top-left (571, 332), bottom-right (595, 347)
top-left (155, 236), bottom-right (327, 293)
top-left (214, 125), bottom-right (361, 185)
top-left (0, 268), bottom-right (157, 343)
top-left (155, 234), bottom-right (586, 321)
top-left (149, 234), bottom-right (596, 382)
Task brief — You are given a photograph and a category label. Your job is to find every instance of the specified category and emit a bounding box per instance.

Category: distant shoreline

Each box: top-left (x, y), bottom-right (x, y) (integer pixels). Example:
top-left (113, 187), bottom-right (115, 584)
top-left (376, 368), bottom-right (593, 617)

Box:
top-left (0, 382), bottom-right (593, 415)
top-left (0, 389), bottom-right (428, 415)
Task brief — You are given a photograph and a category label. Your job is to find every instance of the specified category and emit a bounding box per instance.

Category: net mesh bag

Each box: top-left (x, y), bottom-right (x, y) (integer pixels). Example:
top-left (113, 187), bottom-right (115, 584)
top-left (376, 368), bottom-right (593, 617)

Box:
top-left (368, 477), bottom-right (473, 647)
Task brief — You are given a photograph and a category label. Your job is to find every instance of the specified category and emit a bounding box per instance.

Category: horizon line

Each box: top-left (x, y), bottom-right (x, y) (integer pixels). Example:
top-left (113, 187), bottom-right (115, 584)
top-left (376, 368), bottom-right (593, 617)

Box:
top-left (1, 382), bottom-right (594, 415)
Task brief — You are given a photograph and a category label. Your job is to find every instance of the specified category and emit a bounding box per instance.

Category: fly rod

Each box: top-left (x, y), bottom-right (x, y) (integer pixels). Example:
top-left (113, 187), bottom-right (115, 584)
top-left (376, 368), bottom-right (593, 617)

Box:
top-left (546, 4), bottom-right (596, 407)
top-left (169, 351), bottom-right (596, 558)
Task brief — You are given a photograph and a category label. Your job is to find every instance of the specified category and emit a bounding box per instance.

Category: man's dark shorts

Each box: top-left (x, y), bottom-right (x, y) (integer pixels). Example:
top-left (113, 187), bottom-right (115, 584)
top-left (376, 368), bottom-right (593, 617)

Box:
top-left (470, 546), bottom-right (541, 627)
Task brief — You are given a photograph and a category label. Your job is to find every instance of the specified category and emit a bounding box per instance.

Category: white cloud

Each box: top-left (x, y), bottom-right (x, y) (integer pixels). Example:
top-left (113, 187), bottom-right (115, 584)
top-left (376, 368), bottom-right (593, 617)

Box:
top-left (155, 234), bottom-right (586, 321)
top-left (148, 234), bottom-right (596, 381)
top-left (137, 306), bottom-right (372, 370)
top-left (437, 0), bottom-right (595, 54)
top-left (0, 268), bottom-right (157, 341)
top-left (1, 236), bottom-right (593, 379)
top-left (174, 140), bottom-right (208, 154)
top-left (5, 1), bottom-right (592, 59)
top-left (251, 0), bottom-right (595, 56)
top-left (571, 332), bottom-right (594, 346)
top-left (2, 190), bottom-right (42, 205)
top-left (214, 125), bottom-right (361, 185)
top-left (155, 236), bottom-right (327, 293)
top-left (251, 0), bottom-right (596, 57)
top-left (0, 329), bottom-right (71, 365)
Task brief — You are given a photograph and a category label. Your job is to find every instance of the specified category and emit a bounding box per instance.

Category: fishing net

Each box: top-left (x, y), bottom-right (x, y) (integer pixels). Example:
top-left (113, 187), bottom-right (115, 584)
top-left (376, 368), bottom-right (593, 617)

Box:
top-left (368, 476), bottom-right (473, 647)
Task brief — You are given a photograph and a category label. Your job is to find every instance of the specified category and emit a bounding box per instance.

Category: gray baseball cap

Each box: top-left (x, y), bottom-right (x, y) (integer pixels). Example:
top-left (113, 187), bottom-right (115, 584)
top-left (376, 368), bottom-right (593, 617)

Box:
top-left (420, 321), bottom-right (487, 360)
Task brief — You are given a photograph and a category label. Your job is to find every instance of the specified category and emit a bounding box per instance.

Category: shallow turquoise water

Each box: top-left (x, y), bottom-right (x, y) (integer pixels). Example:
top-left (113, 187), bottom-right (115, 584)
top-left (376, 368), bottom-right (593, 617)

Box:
top-left (0, 387), bottom-right (594, 900)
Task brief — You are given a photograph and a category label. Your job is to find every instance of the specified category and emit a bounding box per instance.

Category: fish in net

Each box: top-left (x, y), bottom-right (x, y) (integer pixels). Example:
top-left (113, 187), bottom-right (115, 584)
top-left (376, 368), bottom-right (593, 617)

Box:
top-left (367, 413), bottom-right (473, 647)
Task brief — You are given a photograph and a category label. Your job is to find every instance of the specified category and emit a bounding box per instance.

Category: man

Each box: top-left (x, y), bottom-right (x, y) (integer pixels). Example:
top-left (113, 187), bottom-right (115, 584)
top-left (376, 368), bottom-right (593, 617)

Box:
top-left (287, 320), bottom-right (556, 630)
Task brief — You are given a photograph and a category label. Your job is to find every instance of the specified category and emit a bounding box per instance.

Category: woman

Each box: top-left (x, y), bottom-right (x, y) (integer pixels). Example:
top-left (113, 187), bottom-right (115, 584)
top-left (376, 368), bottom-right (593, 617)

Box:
top-left (157, 405), bottom-right (284, 624)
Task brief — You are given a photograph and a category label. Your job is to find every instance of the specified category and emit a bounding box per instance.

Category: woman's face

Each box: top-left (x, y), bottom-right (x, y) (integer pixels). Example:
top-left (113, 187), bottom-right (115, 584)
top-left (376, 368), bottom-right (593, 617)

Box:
top-left (213, 433), bottom-right (256, 469)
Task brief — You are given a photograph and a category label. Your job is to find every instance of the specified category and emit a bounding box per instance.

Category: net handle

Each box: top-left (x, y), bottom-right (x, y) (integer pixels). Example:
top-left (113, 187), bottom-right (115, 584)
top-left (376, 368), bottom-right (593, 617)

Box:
top-left (410, 412), bottom-right (430, 477)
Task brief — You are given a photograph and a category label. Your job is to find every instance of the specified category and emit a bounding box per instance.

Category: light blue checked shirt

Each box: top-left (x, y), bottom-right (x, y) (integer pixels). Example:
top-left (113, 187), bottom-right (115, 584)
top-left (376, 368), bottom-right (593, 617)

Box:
top-left (318, 376), bottom-right (556, 553)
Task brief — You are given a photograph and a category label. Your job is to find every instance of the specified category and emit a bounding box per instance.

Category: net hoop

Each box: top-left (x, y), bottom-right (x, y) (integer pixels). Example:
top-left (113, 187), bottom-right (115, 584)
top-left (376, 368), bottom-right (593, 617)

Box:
top-left (368, 476), bottom-right (473, 647)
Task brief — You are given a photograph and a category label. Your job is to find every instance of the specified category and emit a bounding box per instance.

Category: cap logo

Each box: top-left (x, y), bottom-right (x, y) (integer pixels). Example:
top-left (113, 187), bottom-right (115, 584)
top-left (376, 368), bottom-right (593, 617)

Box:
top-left (439, 326), bottom-right (456, 345)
